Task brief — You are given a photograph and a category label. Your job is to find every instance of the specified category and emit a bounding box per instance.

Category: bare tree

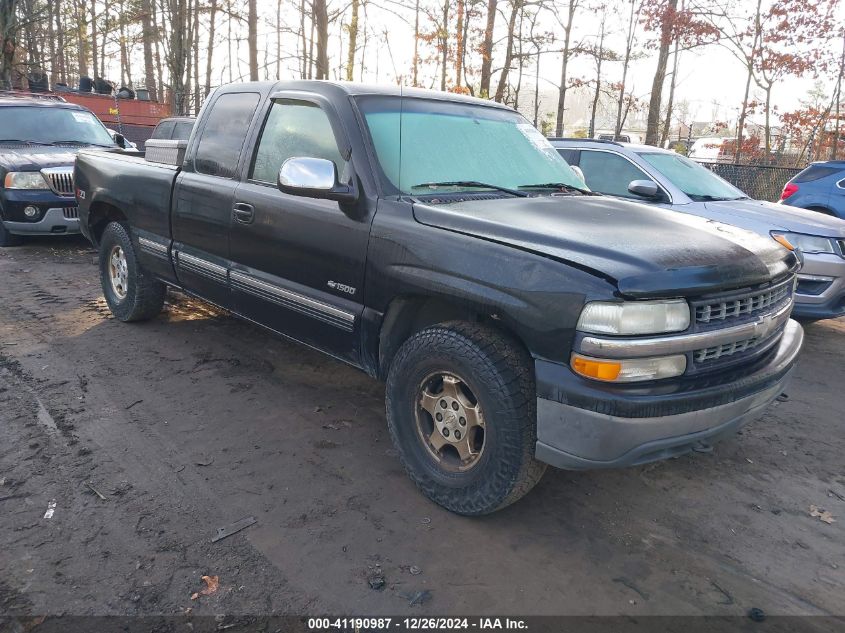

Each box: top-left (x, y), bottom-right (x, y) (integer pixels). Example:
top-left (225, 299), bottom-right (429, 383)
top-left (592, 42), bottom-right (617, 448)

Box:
top-left (553, 0), bottom-right (578, 137)
top-left (614, 0), bottom-right (641, 139)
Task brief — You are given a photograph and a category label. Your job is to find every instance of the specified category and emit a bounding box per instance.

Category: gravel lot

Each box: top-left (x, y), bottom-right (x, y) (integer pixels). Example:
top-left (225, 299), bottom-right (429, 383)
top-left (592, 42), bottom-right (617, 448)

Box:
top-left (1, 237), bottom-right (843, 621)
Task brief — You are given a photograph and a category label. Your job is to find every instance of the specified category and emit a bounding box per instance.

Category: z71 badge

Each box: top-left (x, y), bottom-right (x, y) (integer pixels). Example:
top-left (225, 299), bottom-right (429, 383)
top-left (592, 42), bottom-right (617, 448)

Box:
top-left (327, 281), bottom-right (356, 295)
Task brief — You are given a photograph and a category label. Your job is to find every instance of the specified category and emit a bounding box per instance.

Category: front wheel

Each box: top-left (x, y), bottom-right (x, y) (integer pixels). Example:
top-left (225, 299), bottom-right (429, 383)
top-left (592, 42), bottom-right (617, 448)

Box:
top-left (386, 322), bottom-right (546, 515)
top-left (99, 221), bottom-right (166, 322)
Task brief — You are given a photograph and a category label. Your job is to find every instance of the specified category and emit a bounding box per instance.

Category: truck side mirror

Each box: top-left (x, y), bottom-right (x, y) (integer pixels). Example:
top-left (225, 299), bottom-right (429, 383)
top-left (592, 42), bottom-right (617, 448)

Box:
top-left (628, 179), bottom-right (659, 199)
top-left (277, 157), bottom-right (357, 204)
top-left (112, 132), bottom-right (126, 149)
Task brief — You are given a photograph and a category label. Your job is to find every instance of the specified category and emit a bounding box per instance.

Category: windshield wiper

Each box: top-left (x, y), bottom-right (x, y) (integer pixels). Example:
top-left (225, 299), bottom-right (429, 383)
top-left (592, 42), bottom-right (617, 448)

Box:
top-left (687, 193), bottom-right (745, 202)
top-left (53, 140), bottom-right (115, 147)
top-left (518, 182), bottom-right (596, 195)
top-left (410, 180), bottom-right (529, 198)
top-left (0, 139), bottom-right (55, 145)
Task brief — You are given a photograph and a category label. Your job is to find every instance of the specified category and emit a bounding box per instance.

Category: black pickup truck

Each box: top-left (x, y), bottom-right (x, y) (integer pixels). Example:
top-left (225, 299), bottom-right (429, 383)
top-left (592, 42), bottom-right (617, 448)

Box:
top-left (74, 81), bottom-right (804, 515)
top-left (0, 94), bottom-right (125, 246)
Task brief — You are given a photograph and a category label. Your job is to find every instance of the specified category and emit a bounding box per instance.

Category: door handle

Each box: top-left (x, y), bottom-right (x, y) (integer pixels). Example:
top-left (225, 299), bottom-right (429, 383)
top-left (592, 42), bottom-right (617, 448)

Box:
top-left (233, 202), bottom-right (255, 224)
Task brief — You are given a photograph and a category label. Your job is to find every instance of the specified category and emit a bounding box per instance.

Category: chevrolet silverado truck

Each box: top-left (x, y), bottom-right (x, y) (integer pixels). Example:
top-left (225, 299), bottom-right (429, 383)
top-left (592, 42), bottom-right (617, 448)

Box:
top-left (74, 81), bottom-right (804, 515)
top-left (0, 93), bottom-right (126, 246)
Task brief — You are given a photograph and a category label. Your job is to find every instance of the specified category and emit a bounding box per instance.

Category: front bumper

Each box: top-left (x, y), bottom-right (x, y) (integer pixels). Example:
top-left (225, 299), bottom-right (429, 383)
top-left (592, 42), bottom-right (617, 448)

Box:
top-left (535, 319), bottom-right (804, 469)
top-left (792, 253), bottom-right (845, 320)
top-left (2, 207), bottom-right (80, 235)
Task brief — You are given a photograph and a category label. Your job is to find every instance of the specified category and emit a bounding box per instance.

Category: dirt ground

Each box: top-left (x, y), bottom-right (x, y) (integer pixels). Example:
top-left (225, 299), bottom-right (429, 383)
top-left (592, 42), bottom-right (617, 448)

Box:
top-left (1, 236), bottom-right (843, 621)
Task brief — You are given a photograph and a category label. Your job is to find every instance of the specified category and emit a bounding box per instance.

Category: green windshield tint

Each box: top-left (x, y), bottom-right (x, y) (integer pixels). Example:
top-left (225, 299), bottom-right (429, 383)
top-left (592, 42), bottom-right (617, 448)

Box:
top-left (638, 152), bottom-right (745, 200)
top-left (358, 96), bottom-right (582, 195)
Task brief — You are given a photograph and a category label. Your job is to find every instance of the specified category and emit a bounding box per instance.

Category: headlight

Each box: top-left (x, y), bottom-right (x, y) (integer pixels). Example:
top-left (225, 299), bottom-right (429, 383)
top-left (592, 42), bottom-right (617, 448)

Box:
top-left (3, 171), bottom-right (49, 190)
top-left (771, 232), bottom-right (836, 255)
top-left (577, 299), bottom-right (690, 335)
top-left (571, 353), bottom-right (687, 382)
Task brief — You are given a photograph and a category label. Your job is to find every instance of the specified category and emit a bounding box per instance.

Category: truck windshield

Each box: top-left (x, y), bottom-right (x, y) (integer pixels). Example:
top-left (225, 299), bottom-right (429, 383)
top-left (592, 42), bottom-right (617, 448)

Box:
top-left (638, 152), bottom-right (747, 202)
top-left (356, 95), bottom-right (584, 196)
top-left (0, 107), bottom-right (116, 147)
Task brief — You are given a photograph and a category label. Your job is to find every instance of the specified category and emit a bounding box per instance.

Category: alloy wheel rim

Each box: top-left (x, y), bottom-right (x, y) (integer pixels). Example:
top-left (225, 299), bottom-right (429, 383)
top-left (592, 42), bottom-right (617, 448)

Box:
top-left (108, 245), bottom-right (129, 300)
top-left (415, 372), bottom-right (486, 472)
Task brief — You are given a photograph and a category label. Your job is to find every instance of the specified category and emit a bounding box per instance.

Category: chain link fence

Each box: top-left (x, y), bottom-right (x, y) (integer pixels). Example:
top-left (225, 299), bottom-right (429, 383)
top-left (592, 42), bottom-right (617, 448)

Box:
top-left (697, 162), bottom-right (803, 202)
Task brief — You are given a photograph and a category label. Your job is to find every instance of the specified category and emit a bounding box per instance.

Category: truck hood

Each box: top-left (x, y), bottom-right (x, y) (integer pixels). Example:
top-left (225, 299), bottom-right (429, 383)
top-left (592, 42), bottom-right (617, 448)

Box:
top-left (0, 145), bottom-right (93, 172)
top-left (413, 195), bottom-right (797, 298)
top-left (701, 198), bottom-right (845, 238)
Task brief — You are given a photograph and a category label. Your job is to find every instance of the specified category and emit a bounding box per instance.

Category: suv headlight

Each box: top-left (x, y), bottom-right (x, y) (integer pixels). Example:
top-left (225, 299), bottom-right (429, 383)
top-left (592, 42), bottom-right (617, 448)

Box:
top-left (771, 232), bottom-right (836, 255)
top-left (576, 299), bottom-right (690, 335)
top-left (3, 171), bottom-right (50, 190)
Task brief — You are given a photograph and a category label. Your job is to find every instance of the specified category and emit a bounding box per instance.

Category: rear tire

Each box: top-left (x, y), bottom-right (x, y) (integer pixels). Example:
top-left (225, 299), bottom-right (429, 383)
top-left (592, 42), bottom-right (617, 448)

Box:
top-left (0, 222), bottom-right (23, 247)
top-left (386, 322), bottom-right (546, 515)
top-left (99, 221), bottom-right (166, 322)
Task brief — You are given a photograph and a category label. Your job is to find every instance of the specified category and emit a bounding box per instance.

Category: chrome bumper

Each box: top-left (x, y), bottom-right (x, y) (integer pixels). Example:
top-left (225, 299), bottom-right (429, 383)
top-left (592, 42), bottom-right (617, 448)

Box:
top-left (535, 319), bottom-right (804, 469)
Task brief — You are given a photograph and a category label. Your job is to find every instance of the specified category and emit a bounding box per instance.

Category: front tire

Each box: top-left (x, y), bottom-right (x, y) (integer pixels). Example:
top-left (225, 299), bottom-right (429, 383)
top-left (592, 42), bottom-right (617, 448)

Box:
top-left (99, 221), bottom-right (166, 322)
top-left (386, 322), bottom-right (546, 515)
top-left (0, 222), bottom-right (23, 247)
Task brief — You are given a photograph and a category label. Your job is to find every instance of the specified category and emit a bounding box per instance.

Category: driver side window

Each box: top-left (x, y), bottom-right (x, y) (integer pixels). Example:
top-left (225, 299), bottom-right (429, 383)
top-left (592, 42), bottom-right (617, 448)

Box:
top-left (578, 150), bottom-right (655, 199)
top-left (250, 99), bottom-right (344, 185)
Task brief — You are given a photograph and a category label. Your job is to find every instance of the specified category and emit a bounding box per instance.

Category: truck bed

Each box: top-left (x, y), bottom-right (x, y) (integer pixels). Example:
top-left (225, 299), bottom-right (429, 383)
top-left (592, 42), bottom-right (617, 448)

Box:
top-left (75, 150), bottom-right (180, 251)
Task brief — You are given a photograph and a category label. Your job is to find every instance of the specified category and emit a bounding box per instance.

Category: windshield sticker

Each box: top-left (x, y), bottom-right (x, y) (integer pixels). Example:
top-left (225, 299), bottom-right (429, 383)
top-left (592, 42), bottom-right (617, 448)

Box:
top-left (71, 112), bottom-right (96, 124)
top-left (517, 123), bottom-right (554, 150)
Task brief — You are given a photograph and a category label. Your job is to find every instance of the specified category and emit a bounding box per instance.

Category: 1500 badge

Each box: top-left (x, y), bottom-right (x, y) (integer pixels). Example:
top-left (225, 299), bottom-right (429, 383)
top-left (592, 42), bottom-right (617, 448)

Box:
top-left (327, 281), bottom-right (356, 295)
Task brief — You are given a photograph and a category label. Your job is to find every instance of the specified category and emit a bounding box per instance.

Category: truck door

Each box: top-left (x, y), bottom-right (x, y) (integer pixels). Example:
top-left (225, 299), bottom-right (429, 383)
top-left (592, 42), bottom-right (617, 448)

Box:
top-left (229, 97), bottom-right (370, 365)
top-left (171, 92), bottom-right (260, 308)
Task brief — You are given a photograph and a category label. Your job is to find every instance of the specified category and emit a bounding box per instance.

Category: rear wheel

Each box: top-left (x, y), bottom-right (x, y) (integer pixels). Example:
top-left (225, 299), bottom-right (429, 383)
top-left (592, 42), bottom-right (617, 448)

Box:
top-left (99, 221), bottom-right (166, 322)
top-left (0, 222), bottom-right (23, 247)
top-left (386, 322), bottom-right (546, 515)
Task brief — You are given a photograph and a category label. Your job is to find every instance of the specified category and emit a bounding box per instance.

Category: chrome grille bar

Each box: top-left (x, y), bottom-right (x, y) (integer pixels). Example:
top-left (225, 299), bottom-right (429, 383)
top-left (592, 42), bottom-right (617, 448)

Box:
top-left (40, 167), bottom-right (75, 197)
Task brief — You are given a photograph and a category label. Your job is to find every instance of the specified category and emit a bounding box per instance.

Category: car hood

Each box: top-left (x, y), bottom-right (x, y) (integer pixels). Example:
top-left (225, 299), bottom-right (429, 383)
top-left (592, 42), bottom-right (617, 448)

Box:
top-left (702, 198), bottom-right (845, 238)
top-left (413, 195), bottom-right (797, 298)
top-left (0, 145), bottom-right (99, 172)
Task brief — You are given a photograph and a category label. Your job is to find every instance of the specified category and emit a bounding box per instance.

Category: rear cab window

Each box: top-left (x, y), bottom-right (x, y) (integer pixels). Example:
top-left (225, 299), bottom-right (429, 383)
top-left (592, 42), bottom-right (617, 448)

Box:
top-left (194, 93), bottom-right (261, 178)
top-left (151, 121), bottom-right (175, 140)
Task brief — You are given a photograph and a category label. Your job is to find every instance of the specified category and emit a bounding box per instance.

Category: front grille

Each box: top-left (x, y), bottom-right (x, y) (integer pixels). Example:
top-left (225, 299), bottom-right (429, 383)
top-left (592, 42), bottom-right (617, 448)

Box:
top-left (41, 168), bottom-right (75, 197)
top-left (63, 207), bottom-right (79, 219)
top-left (694, 277), bottom-right (793, 325)
top-left (838, 239), bottom-right (845, 256)
top-left (695, 336), bottom-right (763, 363)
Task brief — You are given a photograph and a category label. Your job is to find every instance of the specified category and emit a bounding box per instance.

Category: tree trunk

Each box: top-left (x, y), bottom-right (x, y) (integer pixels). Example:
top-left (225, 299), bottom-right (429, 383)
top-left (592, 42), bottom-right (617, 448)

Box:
top-left (660, 35), bottom-right (680, 146)
top-left (0, 0), bottom-right (18, 89)
top-left (479, 0), bottom-right (496, 97)
top-left (455, 0), bottom-right (464, 86)
top-left (494, 0), bottom-right (520, 103)
top-left (205, 0), bottom-right (217, 94)
top-left (276, 0), bottom-right (281, 79)
top-left (614, 0), bottom-right (637, 139)
top-left (248, 0), bottom-right (258, 80)
top-left (345, 0), bottom-right (358, 81)
top-left (439, 0), bottom-right (449, 91)
top-left (554, 0), bottom-right (576, 137)
top-left (412, 0), bottom-right (420, 86)
top-left (533, 51), bottom-right (540, 126)
top-left (645, 0), bottom-right (676, 145)
top-left (735, 61), bottom-right (754, 163)
top-left (831, 34), bottom-right (845, 160)
top-left (89, 0), bottom-right (98, 78)
top-left (314, 0), bottom-right (328, 79)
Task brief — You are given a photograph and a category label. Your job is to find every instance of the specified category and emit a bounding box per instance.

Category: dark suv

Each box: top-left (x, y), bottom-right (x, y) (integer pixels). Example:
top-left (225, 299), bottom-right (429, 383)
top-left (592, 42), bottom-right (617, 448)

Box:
top-left (0, 94), bottom-right (121, 246)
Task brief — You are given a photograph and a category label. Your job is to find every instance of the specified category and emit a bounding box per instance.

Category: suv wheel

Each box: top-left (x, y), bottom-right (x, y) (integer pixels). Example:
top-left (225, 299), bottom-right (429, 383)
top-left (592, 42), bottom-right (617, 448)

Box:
top-left (386, 322), bottom-right (546, 515)
top-left (99, 221), bottom-right (166, 321)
